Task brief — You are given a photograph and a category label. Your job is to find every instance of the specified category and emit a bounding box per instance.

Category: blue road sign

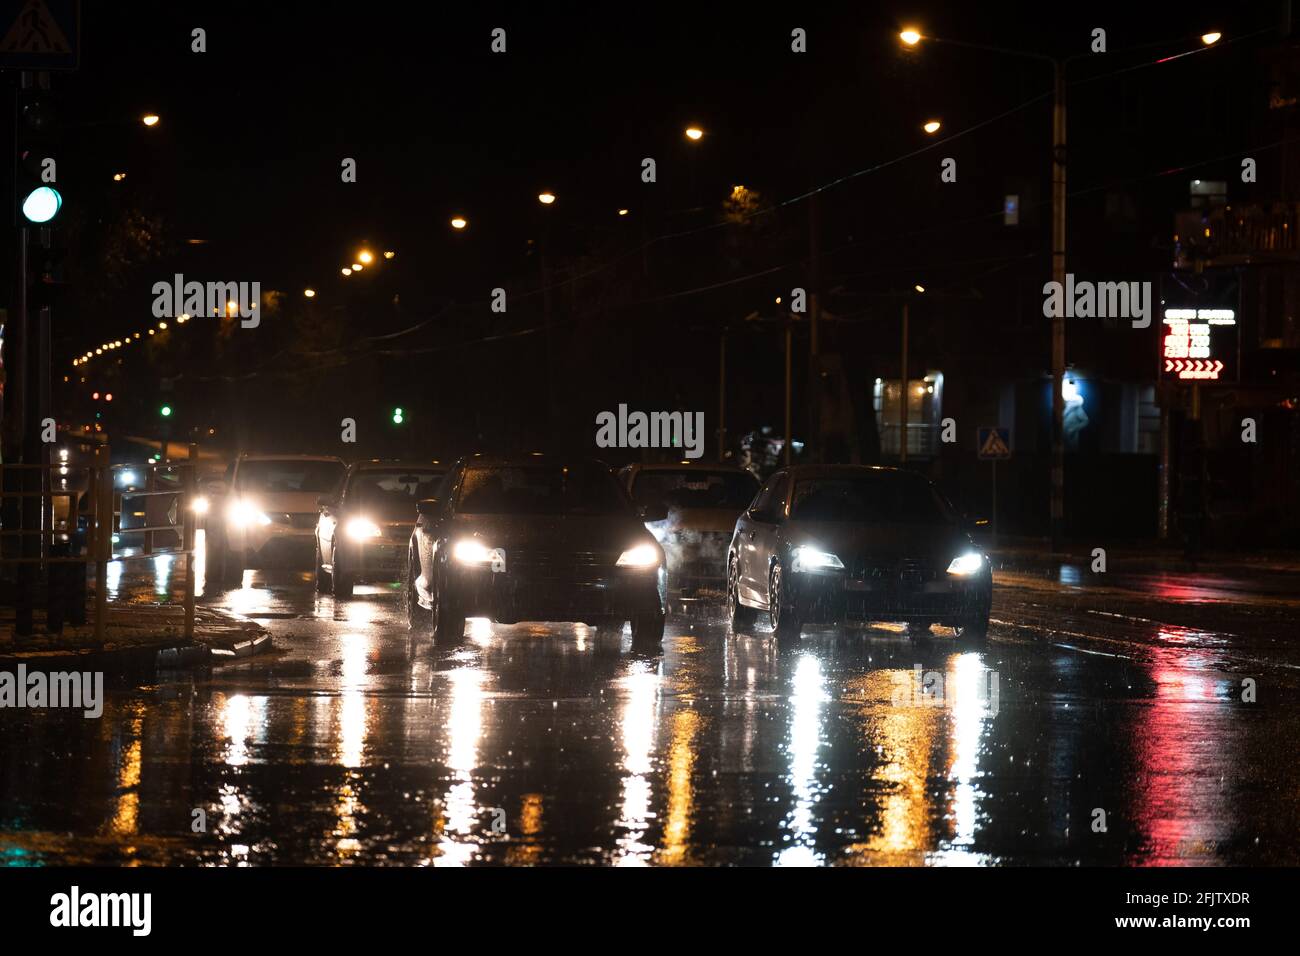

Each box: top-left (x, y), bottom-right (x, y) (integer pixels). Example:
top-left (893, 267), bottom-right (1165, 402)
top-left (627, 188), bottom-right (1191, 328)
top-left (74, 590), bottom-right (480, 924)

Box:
top-left (977, 426), bottom-right (1012, 460)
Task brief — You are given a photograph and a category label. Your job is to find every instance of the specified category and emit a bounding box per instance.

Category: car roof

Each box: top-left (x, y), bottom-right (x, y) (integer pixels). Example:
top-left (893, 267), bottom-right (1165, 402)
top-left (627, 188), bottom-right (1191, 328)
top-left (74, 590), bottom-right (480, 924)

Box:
top-left (238, 454), bottom-right (346, 463)
top-left (779, 464), bottom-right (923, 480)
top-left (349, 459), bottom-right (445, 471)
top-left (630, 461), bottom-right (754, 474)
top-left (458, 454), bottom-right (610, 469)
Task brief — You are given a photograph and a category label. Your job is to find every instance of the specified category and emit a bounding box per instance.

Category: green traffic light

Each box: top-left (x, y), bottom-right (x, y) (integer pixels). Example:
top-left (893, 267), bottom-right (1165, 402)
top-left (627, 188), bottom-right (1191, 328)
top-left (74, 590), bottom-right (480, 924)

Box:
top-left (160, 405), bottom-right (172, 417)
top-left (21, 186), bottom-right (61, 223)
top-left (392, 407), bottom-right (404, 424)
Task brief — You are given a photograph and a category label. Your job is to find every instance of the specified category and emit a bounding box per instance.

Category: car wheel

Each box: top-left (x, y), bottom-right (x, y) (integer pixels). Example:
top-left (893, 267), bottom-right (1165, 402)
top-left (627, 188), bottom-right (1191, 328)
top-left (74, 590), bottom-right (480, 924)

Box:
top-left (630, 611), bottom-right (665, 646)
top-left (431, 573), bottom-right (466, 645)
top-left (331, 560), bottom-right (354, 599)
top-left (405, 558), bottom-right (431, 631)
top-left (314, 542), bottom-right (329, 593)
top-left (727, 555), bottom-right (757, 631)
top-left (769, 563), bottom-right (802, 644)
top-left (955, 609), bottom-right (990, 644)
top-left (223, 547), bottom-right (245, 587)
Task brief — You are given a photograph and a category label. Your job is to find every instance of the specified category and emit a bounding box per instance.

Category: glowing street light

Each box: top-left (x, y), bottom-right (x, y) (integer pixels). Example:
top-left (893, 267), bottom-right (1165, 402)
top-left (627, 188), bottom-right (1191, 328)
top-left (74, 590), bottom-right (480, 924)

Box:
top-left (900, 28), bottom-right (922, 45)
top-left (617, 208), bottom-right (629, 216)
top-left (112, 172), bottom-right (126, 182)
top-left (1201, 31), bottom-right (1221, 45)
top-left (450, 216), bottom-right (468, 229)
top-left (685, 126), bottom-right (703, 141)
top-left (351, 262), bottom-right (363, 271)
top-left (923, 119), bottom-right (941, 134)
top-left (142, 114), bottom-right (160, 127)
top-left (383, 250), bottom-right (395, 259)
top-left (341, 267), bottom-right (352, 276)
top-left (538, 191), bottom-right (556, 205)
top-left (357, 250), bottom-right (374, 264)
top-left (914, 284), bottom-right (926, 293)
top-left (304, 288), bottom-right (316, 298)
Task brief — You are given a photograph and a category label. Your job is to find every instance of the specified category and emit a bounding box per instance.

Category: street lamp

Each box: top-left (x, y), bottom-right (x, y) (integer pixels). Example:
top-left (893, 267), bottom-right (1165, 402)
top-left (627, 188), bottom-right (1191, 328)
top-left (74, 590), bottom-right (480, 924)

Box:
top-left (141, 114), bottom-right (160, 127)
top-left (899, 28), bottom-right (922, 46)
top-left (684, 126), bottom-right (703, 141)
top-left (450, 216), bottom-right (467, 230)
top-left (357, 250), bottom-right (374, 264)
top-left (538, 191), bottom-right (556, 205)
top-left (341, 267), bottom-right (352, 276)
top-left (304, 288), bottom-right (316, 298)
top-left (922, 119), bottom-right (942, 134)
top-left (1201, 31), bottom-right (1221, 45)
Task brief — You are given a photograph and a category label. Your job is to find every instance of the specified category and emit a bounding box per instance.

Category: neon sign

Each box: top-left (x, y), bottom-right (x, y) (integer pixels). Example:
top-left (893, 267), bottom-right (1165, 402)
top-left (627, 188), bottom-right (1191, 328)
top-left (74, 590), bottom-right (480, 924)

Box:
top-left (1161, 308), bottom-right (1236, 382)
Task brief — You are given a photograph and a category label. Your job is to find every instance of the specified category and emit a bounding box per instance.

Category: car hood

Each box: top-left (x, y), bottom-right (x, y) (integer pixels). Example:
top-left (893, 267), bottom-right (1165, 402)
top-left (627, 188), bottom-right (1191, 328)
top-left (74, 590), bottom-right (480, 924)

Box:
top-left (785, 520), bottom-right (974, 565)
top-left (237, 491), bottom-right (321, 514)
top-left (450, 513), bottom-right (655, 553)
top-left (651, 507), bottom-right (745, 535)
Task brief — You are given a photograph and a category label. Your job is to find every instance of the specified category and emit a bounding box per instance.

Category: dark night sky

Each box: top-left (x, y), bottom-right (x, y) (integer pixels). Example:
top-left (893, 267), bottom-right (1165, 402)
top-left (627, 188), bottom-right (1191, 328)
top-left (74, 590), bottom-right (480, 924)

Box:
top-left (64, 1), bottom-right (1274, 299)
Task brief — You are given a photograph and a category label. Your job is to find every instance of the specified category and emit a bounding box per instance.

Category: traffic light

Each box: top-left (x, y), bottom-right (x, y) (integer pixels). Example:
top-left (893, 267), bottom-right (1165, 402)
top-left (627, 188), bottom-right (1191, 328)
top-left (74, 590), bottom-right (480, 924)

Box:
top-left (391, 407), bottom-right (405, 425)
top-left (159, 404), bottom-right (172, 417)
top-left (14, 86), bottom-right (65, 226)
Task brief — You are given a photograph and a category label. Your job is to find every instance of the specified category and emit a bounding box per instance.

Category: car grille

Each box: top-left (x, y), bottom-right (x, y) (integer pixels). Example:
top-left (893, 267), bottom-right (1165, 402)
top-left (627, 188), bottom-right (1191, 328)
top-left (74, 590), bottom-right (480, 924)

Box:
top-left (506, 549), bottom-right (616, 582)
top-left (848, 556), bottom-right (939, 582)
top-left (270, 512), bottom-right (318, 530)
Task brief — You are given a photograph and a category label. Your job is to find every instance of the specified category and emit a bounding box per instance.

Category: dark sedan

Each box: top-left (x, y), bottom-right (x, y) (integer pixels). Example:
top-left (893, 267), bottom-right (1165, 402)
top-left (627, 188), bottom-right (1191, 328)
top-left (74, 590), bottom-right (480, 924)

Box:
top-left (315, 460), bottom-right (448, 598)
top-left (726, 465), bottom-right (992, 643)
top-left (406, 456), bottom-right (667, 645)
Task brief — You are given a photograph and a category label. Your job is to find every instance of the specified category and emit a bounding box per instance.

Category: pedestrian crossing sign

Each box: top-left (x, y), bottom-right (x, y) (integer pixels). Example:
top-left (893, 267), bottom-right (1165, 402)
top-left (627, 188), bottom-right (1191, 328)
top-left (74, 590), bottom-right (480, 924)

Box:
top-left (977, 427), bottom-right (1011, 459)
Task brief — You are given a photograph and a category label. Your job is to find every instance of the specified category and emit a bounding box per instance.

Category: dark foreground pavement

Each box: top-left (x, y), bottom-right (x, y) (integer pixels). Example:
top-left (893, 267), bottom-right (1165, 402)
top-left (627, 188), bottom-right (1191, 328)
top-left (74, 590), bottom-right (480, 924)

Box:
top-left (1, 545), bottom-right (1297, 866)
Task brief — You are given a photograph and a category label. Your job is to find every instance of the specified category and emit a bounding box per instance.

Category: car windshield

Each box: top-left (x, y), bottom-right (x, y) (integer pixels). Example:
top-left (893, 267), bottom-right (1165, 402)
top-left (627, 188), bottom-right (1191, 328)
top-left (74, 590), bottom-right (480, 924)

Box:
top-left (630, 469), bottom-right (759, 511)
top-left (789, 474), bottom-right (956, 524)
top-left (456, 463), bottom-right (630, 516)
top-left (348, 469), bottom-right (447, 518)
top-left (236, 460), bottom-right (345, 495)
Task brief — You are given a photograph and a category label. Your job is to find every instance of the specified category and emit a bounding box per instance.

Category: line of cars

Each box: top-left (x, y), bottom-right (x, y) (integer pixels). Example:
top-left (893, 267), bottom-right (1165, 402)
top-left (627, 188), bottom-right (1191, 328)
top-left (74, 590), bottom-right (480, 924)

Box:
top-left (199, 452), bottom-right (992, 648)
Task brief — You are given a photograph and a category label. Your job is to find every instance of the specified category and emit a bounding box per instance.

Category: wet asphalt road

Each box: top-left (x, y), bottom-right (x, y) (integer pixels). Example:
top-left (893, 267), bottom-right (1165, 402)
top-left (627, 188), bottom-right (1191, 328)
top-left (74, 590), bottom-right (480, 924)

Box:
top-left (3, 542), bottom-right (1299, 866)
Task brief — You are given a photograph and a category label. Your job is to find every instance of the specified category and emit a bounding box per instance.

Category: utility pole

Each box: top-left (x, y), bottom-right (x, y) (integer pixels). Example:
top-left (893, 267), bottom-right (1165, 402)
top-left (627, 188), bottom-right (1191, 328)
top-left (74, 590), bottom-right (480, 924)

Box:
top-left (1049, 59), bottom-right (1067, 548)
top-left (808, 192), bottom-right (821, 462)
top-left (784, 318), bottom-right (792, 466)
top-left (717, 329), bottom-right (726, 460)
top-left (899, 301), bottom-right (909, 466)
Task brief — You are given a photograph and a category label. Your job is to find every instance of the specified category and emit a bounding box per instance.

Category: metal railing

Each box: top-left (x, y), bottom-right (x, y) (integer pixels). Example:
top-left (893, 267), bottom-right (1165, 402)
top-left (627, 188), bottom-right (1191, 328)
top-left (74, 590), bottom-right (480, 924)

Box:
top-left (0, 443), bottom-right (198, 641)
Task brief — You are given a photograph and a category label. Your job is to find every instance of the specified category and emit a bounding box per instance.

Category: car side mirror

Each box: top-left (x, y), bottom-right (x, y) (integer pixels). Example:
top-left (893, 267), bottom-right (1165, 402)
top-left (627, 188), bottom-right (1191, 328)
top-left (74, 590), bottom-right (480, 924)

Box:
top-left (638, 503), bottom-right (668, 522)
top-left (416, 497), bottom-right (440, 517)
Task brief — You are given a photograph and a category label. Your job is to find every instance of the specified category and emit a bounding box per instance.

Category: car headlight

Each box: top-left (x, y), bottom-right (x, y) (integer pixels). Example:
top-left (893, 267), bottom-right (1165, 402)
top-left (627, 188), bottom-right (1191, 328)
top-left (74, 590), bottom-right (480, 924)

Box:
top-left (229, 500), bottom-right (271, 528)
top-left (453, 538), bottom-right (507, 571)
top-left (616, 542), bottom-right (661, 568)
top-left (191, 495), bottom-right (210, 515)
top-left (947, 552), bottom-right (985, 576)
top-left (346, 517), bottom-right (382, 541)
top-left (791, 546), bottom-right (844, 572)
top-left (118, 470), bottom-right (138, 487)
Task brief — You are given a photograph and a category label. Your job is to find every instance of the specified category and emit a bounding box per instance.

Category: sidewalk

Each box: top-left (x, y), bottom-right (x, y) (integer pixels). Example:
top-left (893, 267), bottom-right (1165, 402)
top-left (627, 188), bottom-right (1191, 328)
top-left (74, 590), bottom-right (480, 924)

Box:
top-left (981, 534), bottom-right (1300, 576)
top-left (0, 601), bottom-right (271, 672)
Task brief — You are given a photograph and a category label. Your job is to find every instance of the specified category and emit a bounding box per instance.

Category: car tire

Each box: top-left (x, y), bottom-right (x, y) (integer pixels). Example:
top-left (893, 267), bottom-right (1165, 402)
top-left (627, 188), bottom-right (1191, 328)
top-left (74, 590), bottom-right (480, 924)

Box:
top-left (769, 563), bottom-right (802, 644)
top-left (630, 611), bottom-right (665, 646)
top-left (331, 562), bottom-right (354, 600)
top-left (727, 555), bottom-right (757, 631)
top-left (956, 610), bottom-right (990, 644)
top-left (314, 542), bottom-right (329, 593)
top-left (223, 547), bottom-right (245, 587)
top-left (431, 576), bottom-right (466, 645)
